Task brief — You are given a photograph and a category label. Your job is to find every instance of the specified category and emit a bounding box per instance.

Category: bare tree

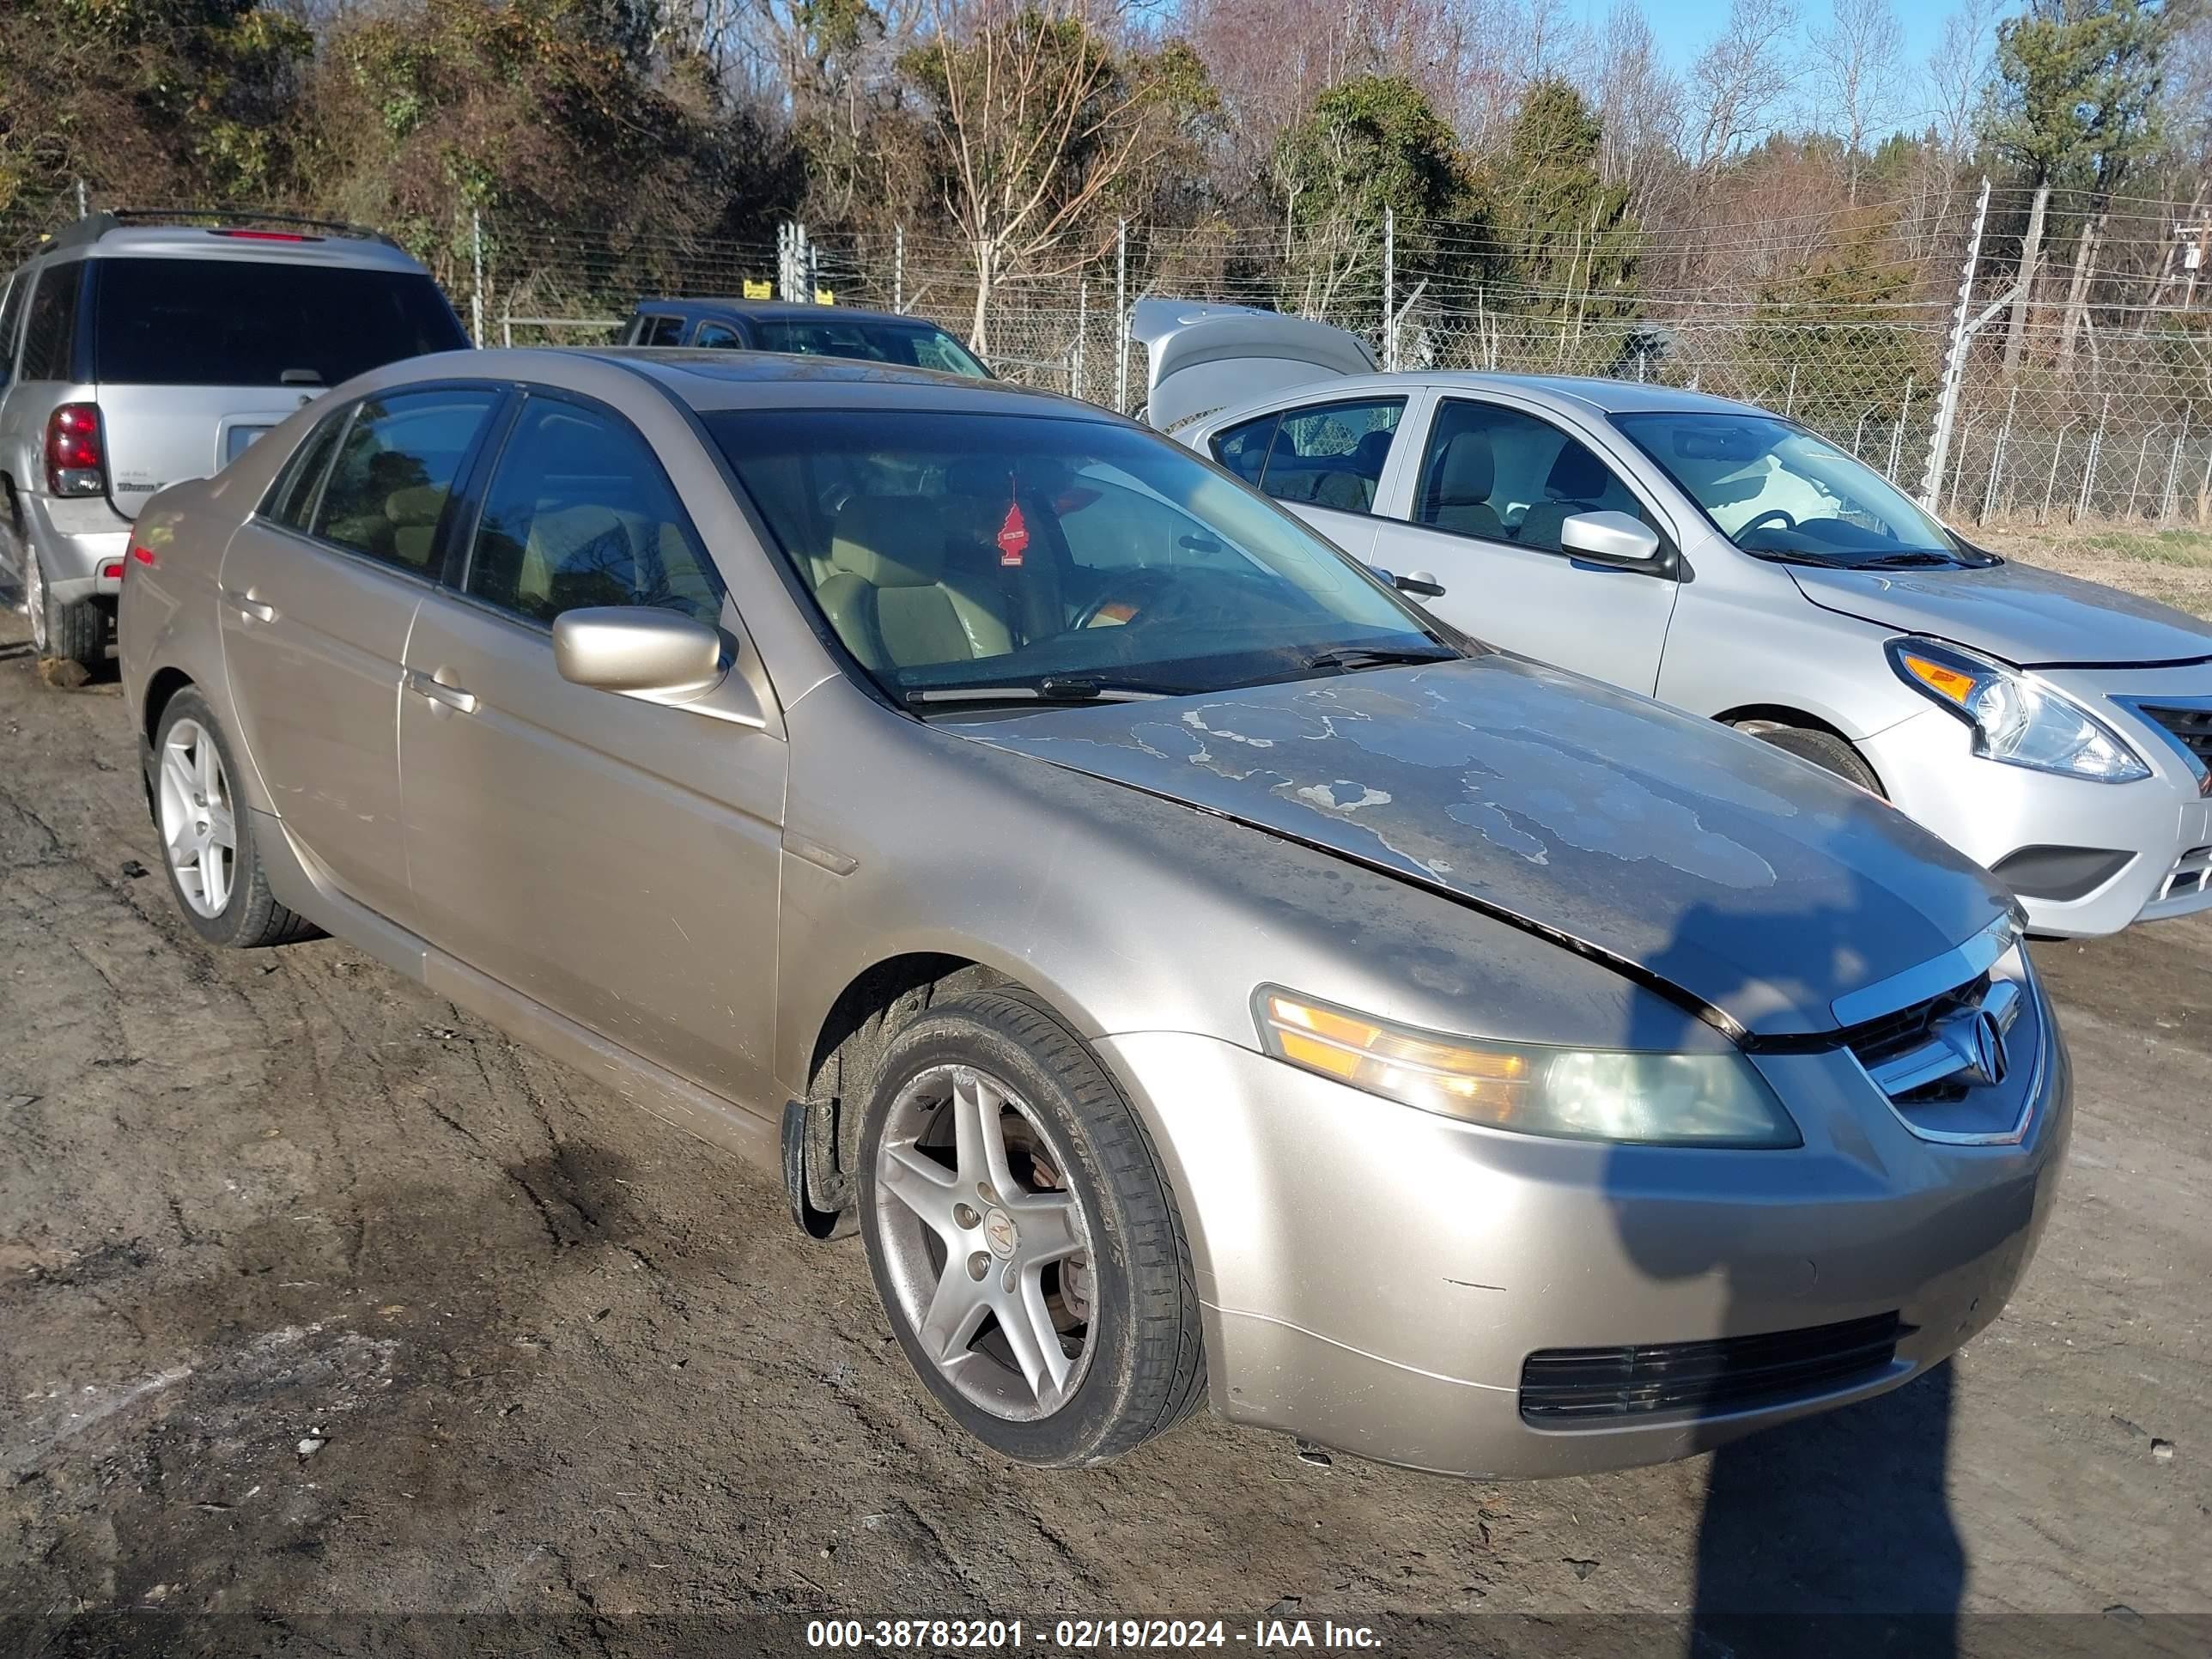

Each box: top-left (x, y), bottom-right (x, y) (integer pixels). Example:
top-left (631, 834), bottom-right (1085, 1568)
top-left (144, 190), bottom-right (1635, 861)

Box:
top-left (1687, 0), bottom-right (1803, 170)
top-left (1927, 0), bottom-right (2003, 155)
top-left (907, 0), bottom-right (1199, 352)
top-left (1808, 0), bottom-right (1902, 200)
top-left (1594, 0), bottom-right (1682, 217)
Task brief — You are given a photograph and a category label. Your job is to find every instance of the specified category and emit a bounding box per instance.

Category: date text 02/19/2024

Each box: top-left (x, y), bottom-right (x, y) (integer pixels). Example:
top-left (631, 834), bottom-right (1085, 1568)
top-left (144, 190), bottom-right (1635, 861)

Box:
top-left (804, 1619), bottom-right (1385, 1650)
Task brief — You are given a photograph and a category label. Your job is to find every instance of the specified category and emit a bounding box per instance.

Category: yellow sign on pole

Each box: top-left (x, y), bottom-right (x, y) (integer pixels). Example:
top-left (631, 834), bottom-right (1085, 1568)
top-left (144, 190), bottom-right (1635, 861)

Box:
top-left (814, 289), bottom-right (836, 306)
top-left (742, 278), bottom-right (772, 301)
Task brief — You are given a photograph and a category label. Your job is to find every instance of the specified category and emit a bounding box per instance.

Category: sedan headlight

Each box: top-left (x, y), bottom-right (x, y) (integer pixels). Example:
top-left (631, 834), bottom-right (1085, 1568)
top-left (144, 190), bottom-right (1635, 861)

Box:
top-left (1887, 636), bottom-right (2149, 782)
top-left (1254, 989), bottom-right (1801, 1148)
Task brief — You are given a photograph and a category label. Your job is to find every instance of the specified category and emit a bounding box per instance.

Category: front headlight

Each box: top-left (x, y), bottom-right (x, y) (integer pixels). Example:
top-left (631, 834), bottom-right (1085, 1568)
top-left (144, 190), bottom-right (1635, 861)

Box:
top-left (1887, 636), bottom-right (2150, 782)
top-left (1254, 988), bottom-right (1801, 1148)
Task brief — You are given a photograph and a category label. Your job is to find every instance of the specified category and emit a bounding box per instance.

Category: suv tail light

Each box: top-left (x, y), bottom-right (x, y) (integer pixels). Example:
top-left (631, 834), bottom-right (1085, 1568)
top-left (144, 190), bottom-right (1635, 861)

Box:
top-left (46, 404), bottom-right (106, 497)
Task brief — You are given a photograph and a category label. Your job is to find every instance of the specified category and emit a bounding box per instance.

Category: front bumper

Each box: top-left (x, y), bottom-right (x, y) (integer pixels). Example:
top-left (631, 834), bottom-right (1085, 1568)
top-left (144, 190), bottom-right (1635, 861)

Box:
top-left (19, 490), bottom-right (130, 605)
top-left (1863, 702), bottom-right (2212, 937)
top-left (1098, 1000), bottom-right (2069, 1480)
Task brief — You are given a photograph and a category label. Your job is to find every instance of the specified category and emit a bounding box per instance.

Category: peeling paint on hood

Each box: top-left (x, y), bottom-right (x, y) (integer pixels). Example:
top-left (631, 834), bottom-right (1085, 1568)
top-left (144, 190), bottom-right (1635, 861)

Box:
top-left (941, 656), bottom-right (2013, 1036)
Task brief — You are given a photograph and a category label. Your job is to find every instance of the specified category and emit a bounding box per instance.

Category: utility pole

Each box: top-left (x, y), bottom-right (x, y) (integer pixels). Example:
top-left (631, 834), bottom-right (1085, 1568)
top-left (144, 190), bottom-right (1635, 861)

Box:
top-left (894, 225), bottom-right (906, 314)
top-left (1114, 219), bottom-right (1129, 415)
top-left (1922, 176), bottom-right (1990, 511)
top-left (1382, 208), bottom-right (1396, 372)
top-left (470, 209), bottom-right (485, 348)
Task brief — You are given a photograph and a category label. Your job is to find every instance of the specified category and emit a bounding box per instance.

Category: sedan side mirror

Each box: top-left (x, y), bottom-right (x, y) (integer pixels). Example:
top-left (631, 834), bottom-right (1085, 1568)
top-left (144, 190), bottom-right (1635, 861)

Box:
top-left (552, 606), bottom-right (764, 727)
top-left (1559, 510), bottom-right (1662, 566)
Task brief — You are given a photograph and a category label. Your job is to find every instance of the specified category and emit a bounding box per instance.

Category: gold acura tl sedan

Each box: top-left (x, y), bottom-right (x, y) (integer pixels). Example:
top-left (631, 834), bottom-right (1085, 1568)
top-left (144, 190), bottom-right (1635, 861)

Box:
top-left (118, 349), bottom-right (2069, 1478)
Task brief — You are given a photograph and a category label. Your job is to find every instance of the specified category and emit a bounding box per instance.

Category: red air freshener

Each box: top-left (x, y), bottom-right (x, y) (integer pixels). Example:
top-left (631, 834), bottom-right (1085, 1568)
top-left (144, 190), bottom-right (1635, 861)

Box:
top-left (996, 501), bottom-right (1030, 566)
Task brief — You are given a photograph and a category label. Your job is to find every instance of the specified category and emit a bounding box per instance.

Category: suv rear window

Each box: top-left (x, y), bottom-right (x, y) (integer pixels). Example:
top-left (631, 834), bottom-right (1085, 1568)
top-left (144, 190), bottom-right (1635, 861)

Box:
top-left (92, 257), bottom-right (468, 387)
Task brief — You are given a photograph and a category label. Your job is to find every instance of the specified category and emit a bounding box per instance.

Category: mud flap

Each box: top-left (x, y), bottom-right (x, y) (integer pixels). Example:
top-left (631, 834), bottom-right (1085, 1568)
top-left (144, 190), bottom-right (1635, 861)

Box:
top-left (781, 1097), bottom-right (853, 1241)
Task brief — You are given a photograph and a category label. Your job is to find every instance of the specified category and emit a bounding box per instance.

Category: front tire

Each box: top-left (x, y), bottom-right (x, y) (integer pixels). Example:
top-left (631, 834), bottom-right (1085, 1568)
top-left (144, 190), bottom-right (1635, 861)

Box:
top-left (152, 690), bottom-right (319, 949)
top-left (1740, 721), bottom-right (1883, 795)
top-left (858, 989), bottom-right (1206, 1467)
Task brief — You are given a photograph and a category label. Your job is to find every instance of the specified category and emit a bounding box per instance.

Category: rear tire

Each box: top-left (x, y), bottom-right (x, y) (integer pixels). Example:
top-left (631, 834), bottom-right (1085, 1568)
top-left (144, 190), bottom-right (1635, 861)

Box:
top-left (857, 988), bottom-right (1206, 1467)
top-left (1740, 721), bottom-right (1883, 796)
top-left (152, 689), bottom-right (319, 949)
top-left (18, 523), bottom-right (106, 678)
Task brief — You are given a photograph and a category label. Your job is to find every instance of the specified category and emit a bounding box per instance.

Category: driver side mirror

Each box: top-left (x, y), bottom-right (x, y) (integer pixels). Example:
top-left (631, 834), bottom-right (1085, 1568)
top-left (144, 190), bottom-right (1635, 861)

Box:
top-left (1559, 511), bottom-right (1662, 566)
top-left (551, 606), bottom-right (766, 728)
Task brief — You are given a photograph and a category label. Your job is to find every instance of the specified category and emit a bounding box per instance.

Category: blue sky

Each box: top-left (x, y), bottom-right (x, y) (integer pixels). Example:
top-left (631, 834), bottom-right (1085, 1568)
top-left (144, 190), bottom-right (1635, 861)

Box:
top-left (1582, 0), bottom-right (2002, 133)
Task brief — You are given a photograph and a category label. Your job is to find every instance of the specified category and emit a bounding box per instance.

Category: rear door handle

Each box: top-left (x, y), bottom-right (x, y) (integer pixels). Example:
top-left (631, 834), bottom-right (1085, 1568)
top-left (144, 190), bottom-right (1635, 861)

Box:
top-left (221, 586), bottom-right (277, 623)
top-left (406, 670), bottom-right (477, 714)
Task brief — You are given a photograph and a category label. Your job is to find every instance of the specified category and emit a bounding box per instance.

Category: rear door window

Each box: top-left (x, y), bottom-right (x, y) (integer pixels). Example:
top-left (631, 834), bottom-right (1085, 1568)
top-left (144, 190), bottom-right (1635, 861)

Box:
top-left (90, 257), bottom-right (466, 387)
top-left (1250, 398), bottom-right (1403, 514)
top-left (265, 406), bottom-right (352, 530)
top-left (19, 263), bottom-right (84, 382)
top-left (311, 389), bottom-right (500, 574)
top-left (694, 321), bottom-right (743, 349)
top-left (636, 313), bottom-right (684, 346)
top-left (1210, 413), bottom-right (1278, 484)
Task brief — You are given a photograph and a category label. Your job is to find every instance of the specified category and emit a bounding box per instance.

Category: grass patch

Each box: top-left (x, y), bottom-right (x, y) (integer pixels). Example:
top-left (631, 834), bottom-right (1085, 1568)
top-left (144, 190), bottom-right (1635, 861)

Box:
top-left (2071, 528), bottom-right (2212, 567)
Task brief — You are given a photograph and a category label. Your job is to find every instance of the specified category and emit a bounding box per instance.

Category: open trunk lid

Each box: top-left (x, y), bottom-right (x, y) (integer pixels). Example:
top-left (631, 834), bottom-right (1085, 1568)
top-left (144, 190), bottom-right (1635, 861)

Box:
top-left (1133, 299), bottom-right (1376, 432)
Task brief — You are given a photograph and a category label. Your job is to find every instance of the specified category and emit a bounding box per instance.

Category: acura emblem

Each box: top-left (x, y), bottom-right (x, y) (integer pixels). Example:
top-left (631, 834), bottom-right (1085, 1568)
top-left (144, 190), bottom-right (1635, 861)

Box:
top-left (1967, 1010), bottom-right (2008, 1086)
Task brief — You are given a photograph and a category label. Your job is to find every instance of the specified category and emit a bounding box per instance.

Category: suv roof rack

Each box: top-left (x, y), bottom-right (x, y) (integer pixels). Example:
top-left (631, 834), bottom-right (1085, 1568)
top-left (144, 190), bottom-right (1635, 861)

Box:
top-left (40, 208), bottom-right (404, 255)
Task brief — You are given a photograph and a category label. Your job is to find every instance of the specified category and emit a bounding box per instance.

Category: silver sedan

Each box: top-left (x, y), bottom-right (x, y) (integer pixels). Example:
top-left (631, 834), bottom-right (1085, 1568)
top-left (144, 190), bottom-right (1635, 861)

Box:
top-left (119, 348), bottom-right (2068, 1477)
top-left (1147, 302), bottom-right (2212, 939)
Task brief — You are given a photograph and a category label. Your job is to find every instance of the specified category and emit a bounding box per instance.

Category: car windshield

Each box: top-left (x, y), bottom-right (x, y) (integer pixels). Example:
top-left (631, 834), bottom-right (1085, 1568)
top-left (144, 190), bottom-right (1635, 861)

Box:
top-left (1613, 411), bottom-right (1984, 568)
top-left (92, 257), bottom-right (468, 387)
top-left (706, 408), bottom-right (1457, 703)
top-left (751, 318), bottom-right (993, 379)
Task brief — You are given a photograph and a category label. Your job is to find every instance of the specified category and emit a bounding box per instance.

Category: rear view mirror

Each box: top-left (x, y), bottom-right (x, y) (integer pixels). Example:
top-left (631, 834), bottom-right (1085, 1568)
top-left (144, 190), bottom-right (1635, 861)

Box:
top-left (1559, 511), bottom-right (1662, 566)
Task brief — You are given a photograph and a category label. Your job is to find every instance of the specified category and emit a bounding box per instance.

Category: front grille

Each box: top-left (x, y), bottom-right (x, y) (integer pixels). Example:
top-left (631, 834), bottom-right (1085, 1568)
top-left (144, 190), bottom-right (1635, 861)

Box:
top-left (1519, 1313), bottom-right (1905, 1426)
top-left (2141, 704), bottom-right (2212, 785)
top-left (1841, 973), bottom-right (1991, 1073)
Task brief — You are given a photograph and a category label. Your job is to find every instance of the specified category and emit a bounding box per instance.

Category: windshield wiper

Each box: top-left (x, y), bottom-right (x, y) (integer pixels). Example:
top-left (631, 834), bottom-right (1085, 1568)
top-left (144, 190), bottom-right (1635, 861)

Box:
top-left (902, 677), bottom-right (1176, 707)
top-left (1854, 550), bottom-right (1960, 569)
top-left (1301, 647), bottom-right (1460, 673)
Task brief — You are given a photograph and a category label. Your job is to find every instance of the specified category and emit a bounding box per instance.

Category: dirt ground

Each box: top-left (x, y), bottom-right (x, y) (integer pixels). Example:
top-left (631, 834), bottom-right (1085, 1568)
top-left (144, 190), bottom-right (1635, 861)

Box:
top-left (1, 581), bottom-right (2208, 1652)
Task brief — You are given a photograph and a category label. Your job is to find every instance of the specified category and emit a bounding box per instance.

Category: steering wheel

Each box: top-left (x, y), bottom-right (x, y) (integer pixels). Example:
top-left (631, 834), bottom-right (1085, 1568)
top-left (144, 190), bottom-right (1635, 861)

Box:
top-left (1741, 508), bottom-right (1797, 535)
top-left (1073, 568), bottom-right (1184, 629)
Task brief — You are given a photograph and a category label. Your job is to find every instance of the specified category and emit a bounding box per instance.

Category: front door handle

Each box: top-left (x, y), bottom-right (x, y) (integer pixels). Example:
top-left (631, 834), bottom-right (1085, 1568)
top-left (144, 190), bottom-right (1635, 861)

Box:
top-left (221, 586), bottom-right (277, 623)
top-left (406, 670), bottom-right (478, 714)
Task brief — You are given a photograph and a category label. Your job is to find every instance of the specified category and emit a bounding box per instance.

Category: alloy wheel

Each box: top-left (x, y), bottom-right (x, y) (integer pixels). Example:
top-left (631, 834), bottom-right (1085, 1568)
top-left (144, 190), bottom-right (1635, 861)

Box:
top-left (157, 718), bottom-right (237, 918)
top-left (872, 1064), bottom-right (1098, 1420)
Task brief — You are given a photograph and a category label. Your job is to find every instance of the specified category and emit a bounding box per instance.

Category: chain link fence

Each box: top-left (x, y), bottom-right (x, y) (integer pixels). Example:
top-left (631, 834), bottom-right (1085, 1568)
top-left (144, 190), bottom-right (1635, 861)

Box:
top-left (8, 194), bottom-right (2210, 530)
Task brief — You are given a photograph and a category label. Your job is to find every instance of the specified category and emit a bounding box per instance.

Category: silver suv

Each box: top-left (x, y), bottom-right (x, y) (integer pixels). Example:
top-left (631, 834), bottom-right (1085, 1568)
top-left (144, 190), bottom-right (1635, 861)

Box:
top-left (0, 210), bottom-right (469, 678)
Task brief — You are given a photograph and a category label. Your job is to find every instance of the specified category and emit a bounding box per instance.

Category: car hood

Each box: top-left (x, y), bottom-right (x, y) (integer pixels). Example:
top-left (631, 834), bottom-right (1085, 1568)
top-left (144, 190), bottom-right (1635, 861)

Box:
top-left (941, 657), bottom-right (2013, 1038)
top-left (1789, 558), bottom-right (2212, 668)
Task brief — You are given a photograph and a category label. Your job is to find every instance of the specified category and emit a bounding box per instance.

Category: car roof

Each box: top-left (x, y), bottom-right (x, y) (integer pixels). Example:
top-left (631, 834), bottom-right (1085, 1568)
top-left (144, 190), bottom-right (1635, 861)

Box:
top-left (1220, 368), bottom-right (1771, 422)
top-left (400, 346), bottom-right (1116, 420)
top-left (634, 298), bottom-right (951, 330)
top-left (26, 222), bottom-right (429, 275)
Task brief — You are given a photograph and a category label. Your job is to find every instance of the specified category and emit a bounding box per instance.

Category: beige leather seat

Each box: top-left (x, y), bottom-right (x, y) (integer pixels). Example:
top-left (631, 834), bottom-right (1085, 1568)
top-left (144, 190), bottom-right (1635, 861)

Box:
top-left (386, 484), bottom-right (448, 571)
top-left (816, 496), bottom-right (1015, 672)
